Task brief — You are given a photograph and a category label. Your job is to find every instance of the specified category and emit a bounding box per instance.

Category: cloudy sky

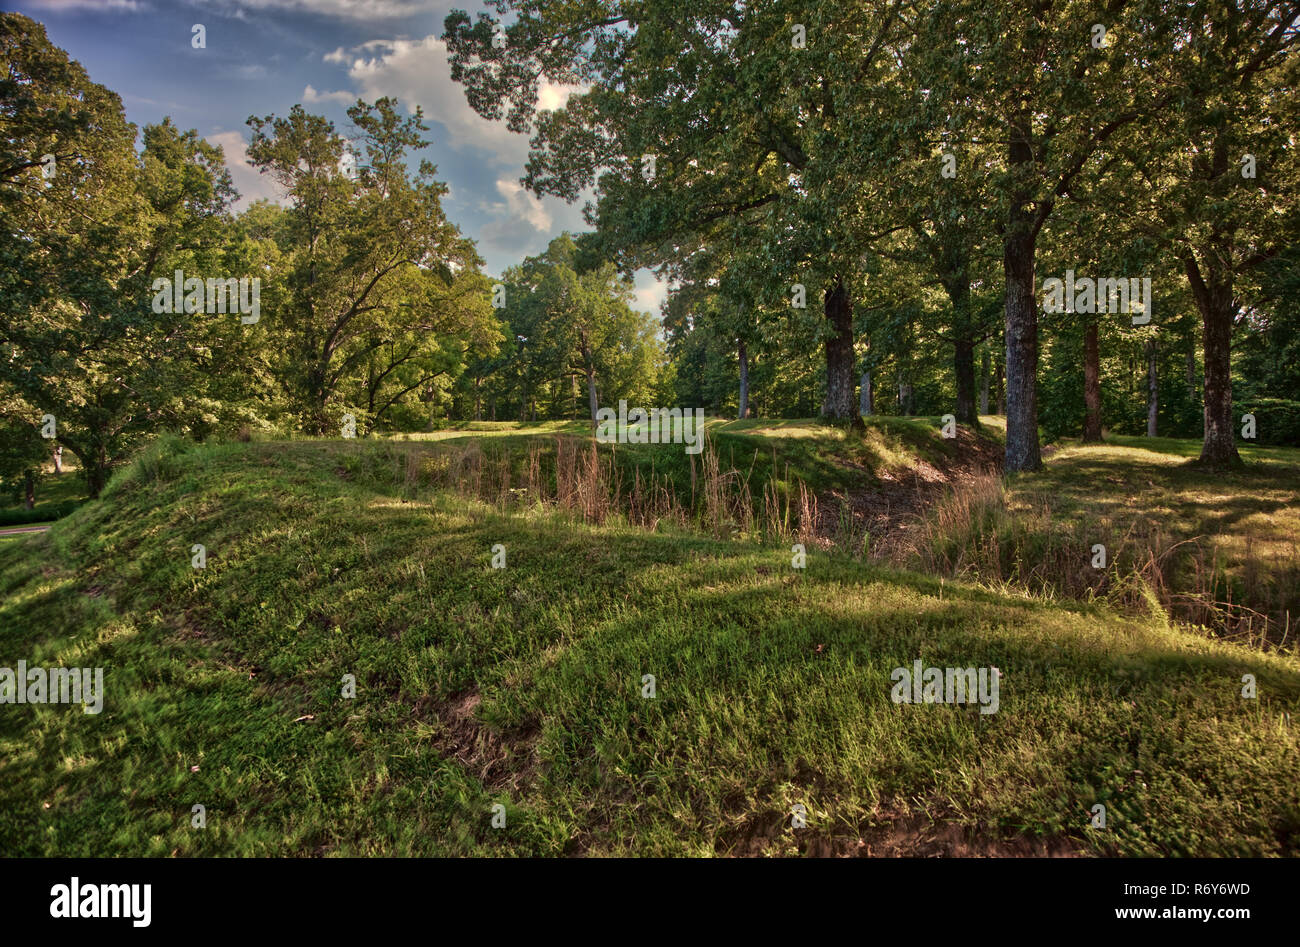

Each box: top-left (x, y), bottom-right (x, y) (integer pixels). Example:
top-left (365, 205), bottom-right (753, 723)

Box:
top-left (15, 0), bottom-right (667, 313)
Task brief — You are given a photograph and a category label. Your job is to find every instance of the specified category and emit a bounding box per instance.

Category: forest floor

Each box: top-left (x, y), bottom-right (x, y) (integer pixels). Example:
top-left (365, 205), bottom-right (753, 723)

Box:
top-left (1, 422), bottom-right (1297, 856)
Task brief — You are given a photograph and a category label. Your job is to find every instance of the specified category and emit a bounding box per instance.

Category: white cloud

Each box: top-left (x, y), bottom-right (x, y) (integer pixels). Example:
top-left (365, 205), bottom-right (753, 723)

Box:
top-left (203, 0), bottom-right (430, 19)
top-left (208, 131), bottom-right (283, 209)
top-left (338, 34), bottom-right (580, 169)
top-left (321, 33), bottom-right (586, 268)
top-left (492, 178), bottom-right (551, 232)
top-left (537, 83), bottom-right (577, 112)
top-left (632, 272), bottom-right (668, 315)
top-left (302, 84), bottom-right (356, 106)
top-left (29, 0), bottom-right (144, 10)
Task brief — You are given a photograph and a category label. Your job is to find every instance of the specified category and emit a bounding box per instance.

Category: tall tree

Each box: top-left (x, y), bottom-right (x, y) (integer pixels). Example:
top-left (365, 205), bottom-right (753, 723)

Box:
top-left (1123, 0), bottom-right (1299, 466)
top-left (0, 17), bottom-right (244, 494)
top-left (443, 0), bottom-right (910, 423)
top-left (917, 1), bottom-right (1179, 470)
top-left (246, 98), bottom-right (493, 433)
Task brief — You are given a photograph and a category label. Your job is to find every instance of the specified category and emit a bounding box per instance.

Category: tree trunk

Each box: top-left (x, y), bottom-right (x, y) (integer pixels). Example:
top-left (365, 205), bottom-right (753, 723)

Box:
top-left (994, 355), bottom-right (1005, 415)
top-left (1146, 337), bottom-right (1159, 437)
top-left (979, 348), bottom-right (990, 416)
top-left (1185, 256), bottom-right (1241, 467)
top-left (737, 338), bottom-right (750, 420)
top-left (954, 337), bottom-right (977, 426)
top-left (1003, 112), bottom-right (1043, 472)
top-left (897, 373), bottom-right (914, 415)
top-left (579, 332), bottom-right (599, 422)
top-left (1003, 216), bottom-right (1042, 470)
top-left (860, 370), bottom-right (872, 417)
top-left (24, 470), bottom-right (35, 509)
top-left (53, 445), bottom-right (63, 475)
top-left (821, 280), bottom-right (859, 422)
top-left (83, 453), bottom-right (109, 499)
top-left (1083, 320), bottom-right (1103, 443)
top-left (944, 280), bottom-right (978, 426)
top-left (1198, 297), bottom-right (1239, 465)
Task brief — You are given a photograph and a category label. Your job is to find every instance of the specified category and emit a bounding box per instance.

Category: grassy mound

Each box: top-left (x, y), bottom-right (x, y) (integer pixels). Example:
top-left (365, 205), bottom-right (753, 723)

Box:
top-left (1, 435), bottom-right (1297, 856)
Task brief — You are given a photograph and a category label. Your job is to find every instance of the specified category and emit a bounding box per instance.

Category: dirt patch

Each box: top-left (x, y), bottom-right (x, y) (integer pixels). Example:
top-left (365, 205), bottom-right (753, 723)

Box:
top-left (417, 689), bottom-right (541, 793)
top-left (725, 808), bottom-right (1089, 858)
top-left (807, 427), bottom-right (1002, 555)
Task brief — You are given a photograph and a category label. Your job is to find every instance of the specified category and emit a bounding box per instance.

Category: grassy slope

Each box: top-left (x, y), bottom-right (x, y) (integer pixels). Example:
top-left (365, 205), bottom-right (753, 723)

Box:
top-left (1, 433), bottom-right (1298, 856)
top-left (393, 415), bottom-right (981, 498)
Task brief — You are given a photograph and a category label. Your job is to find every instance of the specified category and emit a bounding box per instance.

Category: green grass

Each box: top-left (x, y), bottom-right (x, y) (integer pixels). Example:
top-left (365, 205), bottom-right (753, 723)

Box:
top-left (0, 466), bottom-right (88, 526)
top-left (389, 414), bottom-right (995, 505)
top-left (1, 433), bottom-right (1297, 856)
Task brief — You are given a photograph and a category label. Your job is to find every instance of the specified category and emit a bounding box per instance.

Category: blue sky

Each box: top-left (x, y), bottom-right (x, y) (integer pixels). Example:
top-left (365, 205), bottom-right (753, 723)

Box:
top-left (14, 0), bottom-right (667, 313)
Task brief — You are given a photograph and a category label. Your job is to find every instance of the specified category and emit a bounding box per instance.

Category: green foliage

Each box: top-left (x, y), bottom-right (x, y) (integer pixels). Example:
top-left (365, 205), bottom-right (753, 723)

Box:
top-left (1242, 398), bottom-right (1300, 448)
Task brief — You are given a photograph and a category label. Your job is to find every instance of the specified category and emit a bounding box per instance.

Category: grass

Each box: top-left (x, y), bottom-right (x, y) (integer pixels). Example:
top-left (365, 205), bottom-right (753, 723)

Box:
top-left (394, 415), bottom-right (985, 496)
top-left (1, 431), bottom-right (1298, 856)
top-left (0, 462), bottom-right (88, 526)
top-left (907, 434), bottom-right (1300, 647)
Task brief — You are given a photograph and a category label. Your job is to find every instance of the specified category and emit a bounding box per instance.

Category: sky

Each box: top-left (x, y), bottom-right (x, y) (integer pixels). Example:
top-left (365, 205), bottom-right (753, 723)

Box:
top-left (13, 0), bottom-right (668, 314)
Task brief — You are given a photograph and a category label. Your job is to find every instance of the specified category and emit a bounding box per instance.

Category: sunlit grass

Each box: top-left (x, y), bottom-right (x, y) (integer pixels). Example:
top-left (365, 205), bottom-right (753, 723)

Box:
top-left (1, 435), bottom-right (1297, 856)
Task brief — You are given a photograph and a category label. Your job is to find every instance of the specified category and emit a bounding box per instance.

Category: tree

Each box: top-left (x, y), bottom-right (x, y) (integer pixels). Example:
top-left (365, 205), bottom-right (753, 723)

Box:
top-left (0, 16), bottom-right (241, 494)
top-left (246, 98), bottom-right (495, 433)
top-left (1120, 0), bottom-right (1299, 466)
top-left (492, 234), bottom-right (659, 421)
top-left (443, 0), bottom-right (910, 423)
top-left (915, 1), bottom-right (1182, 470)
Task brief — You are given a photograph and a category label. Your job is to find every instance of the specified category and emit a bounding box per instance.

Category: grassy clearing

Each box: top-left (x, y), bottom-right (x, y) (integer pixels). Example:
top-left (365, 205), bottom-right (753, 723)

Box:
top-left (908, 435), bottom-right (1300, 647)
top-left (1, 434), bottom-right (1297, 856)
top-left (0, 460), bottom-right (88, 526)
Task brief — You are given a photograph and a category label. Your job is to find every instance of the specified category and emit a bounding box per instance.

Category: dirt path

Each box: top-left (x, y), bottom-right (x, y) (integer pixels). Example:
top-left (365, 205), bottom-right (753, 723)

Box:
top-left (0, 523), bottom-right (51, 536)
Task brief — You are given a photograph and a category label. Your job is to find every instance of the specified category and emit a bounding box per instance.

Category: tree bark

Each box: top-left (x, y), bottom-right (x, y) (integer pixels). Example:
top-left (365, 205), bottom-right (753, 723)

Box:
top-left (1003, 226), bottom-right (1041, 470)
top-left (860, 370), bottom-right (872, 417)
top-left (83, 451), bottom-right (109, 499)
top-left (579, 331), bottom-right (599, 422)
top-left (1146, 337), bottom-right (1159, 437)
top-left (1003, 113), bottom-right (1043, 472)
top-left (944, 280), bottom-right (978, 426)
top-left (737, 337), bottom-right (750, 419)
top-left (1184, 255), bottom-right (1241, 467)
top-left (52, 445), bottom-right (63, 475)
top-left (24, 470), bottom-right (35, 509)
top-left (821, 279), bottom-right (859, 422)
top-left (1083, 320), bottom-right (1103, 443)
top-left (897, 373), bottom-right (914, 415)
top-left (954, 337), bottom-right (977, 426)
